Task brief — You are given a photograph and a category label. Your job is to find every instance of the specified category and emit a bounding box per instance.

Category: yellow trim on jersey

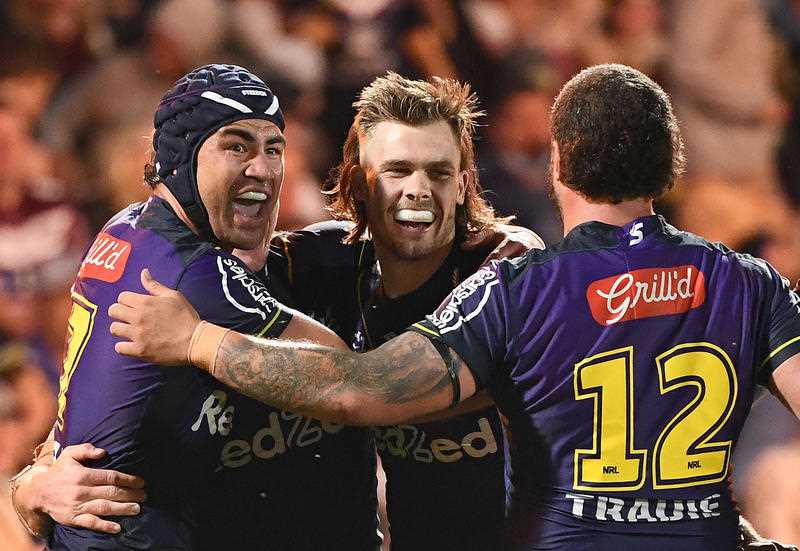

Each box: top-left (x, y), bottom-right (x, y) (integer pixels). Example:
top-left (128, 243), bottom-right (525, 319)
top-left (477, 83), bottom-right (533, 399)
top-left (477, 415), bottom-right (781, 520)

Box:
top-left (257, 308), bottom-right (284, 337)
top-left (760, 335), bottom-right (800, 370)
top-left (412, 323), bottom-right (439, 338)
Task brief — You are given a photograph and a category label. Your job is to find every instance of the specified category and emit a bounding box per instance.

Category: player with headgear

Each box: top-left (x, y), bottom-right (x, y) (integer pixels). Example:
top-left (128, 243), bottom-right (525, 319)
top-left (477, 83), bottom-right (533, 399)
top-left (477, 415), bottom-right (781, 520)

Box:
top-left (17, 63), bottom-right (379, 550)
top-left (107, 64), bottom-right (800, 550)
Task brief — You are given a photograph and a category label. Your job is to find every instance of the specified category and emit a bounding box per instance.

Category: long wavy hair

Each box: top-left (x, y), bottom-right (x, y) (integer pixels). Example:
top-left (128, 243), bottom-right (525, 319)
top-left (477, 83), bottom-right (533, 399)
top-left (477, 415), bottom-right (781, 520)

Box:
top-left (325, 72), bottom-right (511, 244)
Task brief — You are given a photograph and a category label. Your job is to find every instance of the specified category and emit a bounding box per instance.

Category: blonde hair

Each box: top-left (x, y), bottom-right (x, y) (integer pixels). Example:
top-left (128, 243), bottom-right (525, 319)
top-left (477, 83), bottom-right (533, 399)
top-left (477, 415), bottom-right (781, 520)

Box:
top-left (325, 72), bottom-right (510, 243)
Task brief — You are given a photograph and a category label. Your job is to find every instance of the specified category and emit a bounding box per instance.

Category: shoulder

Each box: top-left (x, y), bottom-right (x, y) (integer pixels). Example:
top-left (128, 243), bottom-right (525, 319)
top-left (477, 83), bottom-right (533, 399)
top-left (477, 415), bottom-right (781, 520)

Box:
top-left (179, 249), bottom-right (292, 336)
top-left (272, 220), bottom-right (362, 275)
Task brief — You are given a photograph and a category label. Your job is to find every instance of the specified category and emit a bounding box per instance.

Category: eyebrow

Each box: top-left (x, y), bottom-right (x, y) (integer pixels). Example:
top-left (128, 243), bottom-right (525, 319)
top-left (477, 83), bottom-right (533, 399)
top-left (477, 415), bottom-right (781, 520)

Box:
top-left (378, 159), bottom-right (456, 171)
top-left (219, 128), bottom-right (286, 146)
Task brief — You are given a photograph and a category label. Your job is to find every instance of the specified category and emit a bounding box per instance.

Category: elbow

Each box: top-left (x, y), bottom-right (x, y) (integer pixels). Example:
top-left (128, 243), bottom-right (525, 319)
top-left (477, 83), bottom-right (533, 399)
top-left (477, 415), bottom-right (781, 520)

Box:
top-left (325, 391), bottom-right (397, 426)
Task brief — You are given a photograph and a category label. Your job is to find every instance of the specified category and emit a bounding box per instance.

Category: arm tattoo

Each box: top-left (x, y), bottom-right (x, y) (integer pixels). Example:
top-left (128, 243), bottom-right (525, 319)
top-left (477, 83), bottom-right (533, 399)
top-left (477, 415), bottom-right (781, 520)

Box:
top-left (215, 331), bottom-right (458, 424)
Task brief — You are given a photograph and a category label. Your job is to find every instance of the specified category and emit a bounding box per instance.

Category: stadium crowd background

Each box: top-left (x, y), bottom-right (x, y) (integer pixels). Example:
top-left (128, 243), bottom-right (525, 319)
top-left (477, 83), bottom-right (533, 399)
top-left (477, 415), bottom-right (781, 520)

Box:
top-left (0, 0), bottom-right (798, 547)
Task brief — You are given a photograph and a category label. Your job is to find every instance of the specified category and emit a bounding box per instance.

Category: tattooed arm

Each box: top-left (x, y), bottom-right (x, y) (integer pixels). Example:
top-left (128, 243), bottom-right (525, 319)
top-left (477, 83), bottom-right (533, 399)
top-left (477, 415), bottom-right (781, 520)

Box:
top-left (207, 327), bottom-right (476, 425)
top-left (110, 269), bottom-right (477, 424)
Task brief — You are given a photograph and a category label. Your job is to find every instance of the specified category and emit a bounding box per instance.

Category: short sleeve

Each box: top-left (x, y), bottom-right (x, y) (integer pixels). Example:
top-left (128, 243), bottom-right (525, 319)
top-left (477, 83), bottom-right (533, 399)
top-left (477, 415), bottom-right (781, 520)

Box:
top-left (179, 252), bottom-right (293, 338)
top-left (758, 267), bottom-right (800, 382)
top-left (410, 261), bottom-right (511, 390)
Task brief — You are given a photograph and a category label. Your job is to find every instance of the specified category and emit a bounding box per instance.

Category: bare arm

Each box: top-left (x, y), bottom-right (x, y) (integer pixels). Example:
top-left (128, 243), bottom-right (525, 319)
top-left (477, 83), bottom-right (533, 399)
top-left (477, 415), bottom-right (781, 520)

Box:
top-left (407, 389), bottom-right (493, 424)
top-left (203, 327), bottom-right (476, 425)
top-left (769, 352), bottom-right (800, 418)
top-left (110, 270), bottom-right (477, 424)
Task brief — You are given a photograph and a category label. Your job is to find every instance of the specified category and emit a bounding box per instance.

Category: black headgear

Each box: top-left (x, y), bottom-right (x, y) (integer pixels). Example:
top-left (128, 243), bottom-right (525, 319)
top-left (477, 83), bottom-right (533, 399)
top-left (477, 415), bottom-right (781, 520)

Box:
top-left (153, 64), bottom-right (285, 241)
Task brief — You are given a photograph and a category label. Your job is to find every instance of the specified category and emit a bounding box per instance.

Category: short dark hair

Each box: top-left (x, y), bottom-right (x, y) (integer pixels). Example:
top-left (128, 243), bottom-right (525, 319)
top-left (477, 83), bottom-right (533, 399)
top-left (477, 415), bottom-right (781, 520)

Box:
top-left (551, 64), bottom-right (685, 203)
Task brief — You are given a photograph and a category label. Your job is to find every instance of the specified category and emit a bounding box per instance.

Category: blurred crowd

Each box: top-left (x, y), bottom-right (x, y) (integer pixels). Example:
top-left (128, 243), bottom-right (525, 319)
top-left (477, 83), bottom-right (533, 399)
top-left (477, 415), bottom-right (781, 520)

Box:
top-left (1, 0), bottom-right (799, 547)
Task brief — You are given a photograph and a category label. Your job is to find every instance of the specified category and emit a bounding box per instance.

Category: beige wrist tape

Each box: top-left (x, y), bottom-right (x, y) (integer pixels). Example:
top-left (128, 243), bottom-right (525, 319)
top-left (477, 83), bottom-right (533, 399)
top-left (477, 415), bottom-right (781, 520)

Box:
top-left (187, 321), bottom-right (231, 376)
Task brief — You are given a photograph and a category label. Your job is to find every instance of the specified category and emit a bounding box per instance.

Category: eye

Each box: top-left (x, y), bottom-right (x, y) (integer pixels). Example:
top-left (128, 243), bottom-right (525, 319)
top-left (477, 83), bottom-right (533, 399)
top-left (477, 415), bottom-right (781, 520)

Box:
top-left (227, 142), bottom-right (247, 154)
top-left (385, 167), bottom-right (410, 177)
top-left (265, 145), bottom-right (283, 156)
top-left (430, 169), bottom-right (453, 180)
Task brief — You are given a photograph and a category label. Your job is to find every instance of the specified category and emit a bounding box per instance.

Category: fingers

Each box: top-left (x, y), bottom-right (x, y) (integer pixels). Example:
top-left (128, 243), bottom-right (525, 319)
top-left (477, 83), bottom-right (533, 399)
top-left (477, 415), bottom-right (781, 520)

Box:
top-left (84, 485), bottom-right (146, 504)
top-left (109, 321), bottom-right (136, 341)
top-left (85, 468), bottom-right (145, 490)
top-left (115, 341), bottom-right (144, 358)
top-left (71, 513), bottom-right (123, 534)
top-left (141, 269), bottom-right (170, 296)
top-left (79, 498), bottom-right (142, 517)
top-left (61, 443), bottom-right (106, 462)
top-left (116, 290), bottom-right (148, 308)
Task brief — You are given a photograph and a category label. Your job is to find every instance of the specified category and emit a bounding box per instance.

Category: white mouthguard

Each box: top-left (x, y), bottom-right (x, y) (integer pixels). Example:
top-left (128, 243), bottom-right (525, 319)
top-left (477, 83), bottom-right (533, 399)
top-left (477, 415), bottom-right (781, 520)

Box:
top-left (394, 209), bottom-right (434, 223)
top-left (237, 191), bottom-right (268, 201)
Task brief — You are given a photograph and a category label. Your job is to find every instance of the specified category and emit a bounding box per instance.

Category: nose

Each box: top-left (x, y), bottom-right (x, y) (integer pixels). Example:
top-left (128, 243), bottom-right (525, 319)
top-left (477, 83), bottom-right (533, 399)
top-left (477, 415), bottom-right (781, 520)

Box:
top-left (244, 151), bottom-right (270, 182)
top-left (403, 170), bottom-right (432, 202)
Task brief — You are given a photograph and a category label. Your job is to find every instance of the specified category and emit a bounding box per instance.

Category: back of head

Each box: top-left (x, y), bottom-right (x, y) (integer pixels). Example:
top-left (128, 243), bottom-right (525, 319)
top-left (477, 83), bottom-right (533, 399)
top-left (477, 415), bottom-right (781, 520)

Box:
top-left (551, 64), bottom-right (685, 203)
top-left (148, 64), bottom-right (284, 241)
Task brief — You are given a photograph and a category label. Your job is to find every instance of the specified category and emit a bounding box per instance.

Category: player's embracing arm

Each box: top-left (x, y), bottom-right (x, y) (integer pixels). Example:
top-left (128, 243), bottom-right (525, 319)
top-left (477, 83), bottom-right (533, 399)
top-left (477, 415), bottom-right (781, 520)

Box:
top-left (110, 261), bottom-right (515, 425)
top-left (759, 268), bottom-right (800, 418)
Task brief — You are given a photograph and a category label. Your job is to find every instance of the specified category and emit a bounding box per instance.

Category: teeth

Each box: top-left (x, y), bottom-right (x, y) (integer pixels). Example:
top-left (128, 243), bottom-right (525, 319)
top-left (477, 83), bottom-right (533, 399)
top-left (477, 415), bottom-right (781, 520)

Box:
top-left (237, 191), bottom-right (268, 201)
top-left (395, 209), bottom-right (434, 223)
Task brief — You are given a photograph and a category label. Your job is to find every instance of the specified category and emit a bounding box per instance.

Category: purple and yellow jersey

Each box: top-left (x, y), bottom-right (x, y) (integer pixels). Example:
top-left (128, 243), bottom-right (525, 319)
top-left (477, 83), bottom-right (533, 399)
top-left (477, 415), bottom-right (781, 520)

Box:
top-left (51, 197), bottom-right (295, 550)
top-left (412, 215), bottom-right (800, 550)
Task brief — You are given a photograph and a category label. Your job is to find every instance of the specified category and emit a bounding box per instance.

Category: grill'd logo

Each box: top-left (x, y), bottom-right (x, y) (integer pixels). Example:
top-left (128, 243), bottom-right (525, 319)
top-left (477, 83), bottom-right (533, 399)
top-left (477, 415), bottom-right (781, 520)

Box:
top-left (78, 232), bottom-right (131, 283)
top-left (587, 265), bottom-right (705, 325)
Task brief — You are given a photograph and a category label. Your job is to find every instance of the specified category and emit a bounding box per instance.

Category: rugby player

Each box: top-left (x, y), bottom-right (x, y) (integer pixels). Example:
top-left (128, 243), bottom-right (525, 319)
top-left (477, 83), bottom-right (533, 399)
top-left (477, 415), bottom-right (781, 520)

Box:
top-left (270, 72), bottom-right (521, 549)
top-left (11, 69), bottom-right (538, 549)
top-left (110, 64), bottom-right (800, 550)
top-left (10, 64), bottom-right (381, 550)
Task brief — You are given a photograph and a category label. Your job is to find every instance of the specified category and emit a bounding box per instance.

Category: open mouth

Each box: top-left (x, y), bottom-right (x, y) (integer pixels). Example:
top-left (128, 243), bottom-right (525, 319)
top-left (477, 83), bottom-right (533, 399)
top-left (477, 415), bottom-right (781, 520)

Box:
top-left (232, 190), bottom-right (269, 219)
top-left (394, 208), bottom-right (435, 230)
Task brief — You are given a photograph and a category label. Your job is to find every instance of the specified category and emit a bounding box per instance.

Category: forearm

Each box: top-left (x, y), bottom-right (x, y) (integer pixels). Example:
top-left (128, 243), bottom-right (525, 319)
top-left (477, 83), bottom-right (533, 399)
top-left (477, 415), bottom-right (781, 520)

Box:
top-left (201, 327), bottom-right (469, 425)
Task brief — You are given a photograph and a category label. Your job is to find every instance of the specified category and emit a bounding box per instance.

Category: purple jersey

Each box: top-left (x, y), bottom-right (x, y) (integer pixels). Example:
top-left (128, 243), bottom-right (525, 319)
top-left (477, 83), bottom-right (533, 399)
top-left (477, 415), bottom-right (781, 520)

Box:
top-left (412, 215), bottom-right (800, 550)
top-left (51, 199), bottom-right (378, 550)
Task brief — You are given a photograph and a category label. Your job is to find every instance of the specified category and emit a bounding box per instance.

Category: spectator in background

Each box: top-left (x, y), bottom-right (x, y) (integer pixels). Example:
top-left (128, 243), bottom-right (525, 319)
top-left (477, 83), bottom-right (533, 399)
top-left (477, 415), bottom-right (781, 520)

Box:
top-left (479, 51), bottom-right (562, 243)
top-left (288, 0), bottom-right (441, 144)
top-left (277, 115), bottom-right (330, 230)
top-left (668, 0), bottom-right (787, 181)
top-left (40, 0), bottom-right (231, 203)
top-left (0, 110), bottom-right (90, 388)
top-left (579, 0), bottom-right (667, 80)
top-left (0, 109), bottom-right (70, 551)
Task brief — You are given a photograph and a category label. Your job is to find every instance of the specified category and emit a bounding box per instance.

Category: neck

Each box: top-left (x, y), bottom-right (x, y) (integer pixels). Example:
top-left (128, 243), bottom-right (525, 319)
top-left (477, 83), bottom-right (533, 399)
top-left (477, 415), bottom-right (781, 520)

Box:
top-left (558, 183), bottom-right (655, 235)
top-left (153, 184), bottom-right (200, 235)
top-left (374, 241), bottom-right (453, 300)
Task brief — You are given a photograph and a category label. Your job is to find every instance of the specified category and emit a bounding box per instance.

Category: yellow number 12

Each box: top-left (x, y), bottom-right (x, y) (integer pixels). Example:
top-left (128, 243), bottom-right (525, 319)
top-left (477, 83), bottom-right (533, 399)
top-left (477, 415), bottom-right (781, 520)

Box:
top-left (574, 342), bottom-right (737, 491)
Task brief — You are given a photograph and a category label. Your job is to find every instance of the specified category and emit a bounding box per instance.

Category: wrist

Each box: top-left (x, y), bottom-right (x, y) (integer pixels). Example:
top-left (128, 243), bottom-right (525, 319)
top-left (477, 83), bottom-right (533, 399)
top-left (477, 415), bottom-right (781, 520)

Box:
top-left (188, 321), bottom-right (230, 376)
top-left (9, 464), bottom-right (52, 538)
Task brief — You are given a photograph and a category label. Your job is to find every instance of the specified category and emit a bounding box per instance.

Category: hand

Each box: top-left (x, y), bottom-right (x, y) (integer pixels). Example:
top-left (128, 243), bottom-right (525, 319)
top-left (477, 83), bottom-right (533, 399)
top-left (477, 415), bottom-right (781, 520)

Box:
top-left (462, 223), bottom-right (545, 265)
top-left (33, 444), bottom-right (145, 534)
top-left (109, 269), bottom-right (200, 365)
top-left (739, 516), bottom-right (799, 551)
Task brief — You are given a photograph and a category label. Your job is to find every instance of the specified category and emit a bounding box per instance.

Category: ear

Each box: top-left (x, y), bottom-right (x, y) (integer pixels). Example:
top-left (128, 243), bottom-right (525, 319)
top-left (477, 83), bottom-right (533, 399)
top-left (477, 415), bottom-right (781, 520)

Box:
top-left (349, 165), bottom-right (368, 202)
top-left (550, 140), bottom-right (561, 184)
top-left (456, 170), bottom-right (468, 206)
